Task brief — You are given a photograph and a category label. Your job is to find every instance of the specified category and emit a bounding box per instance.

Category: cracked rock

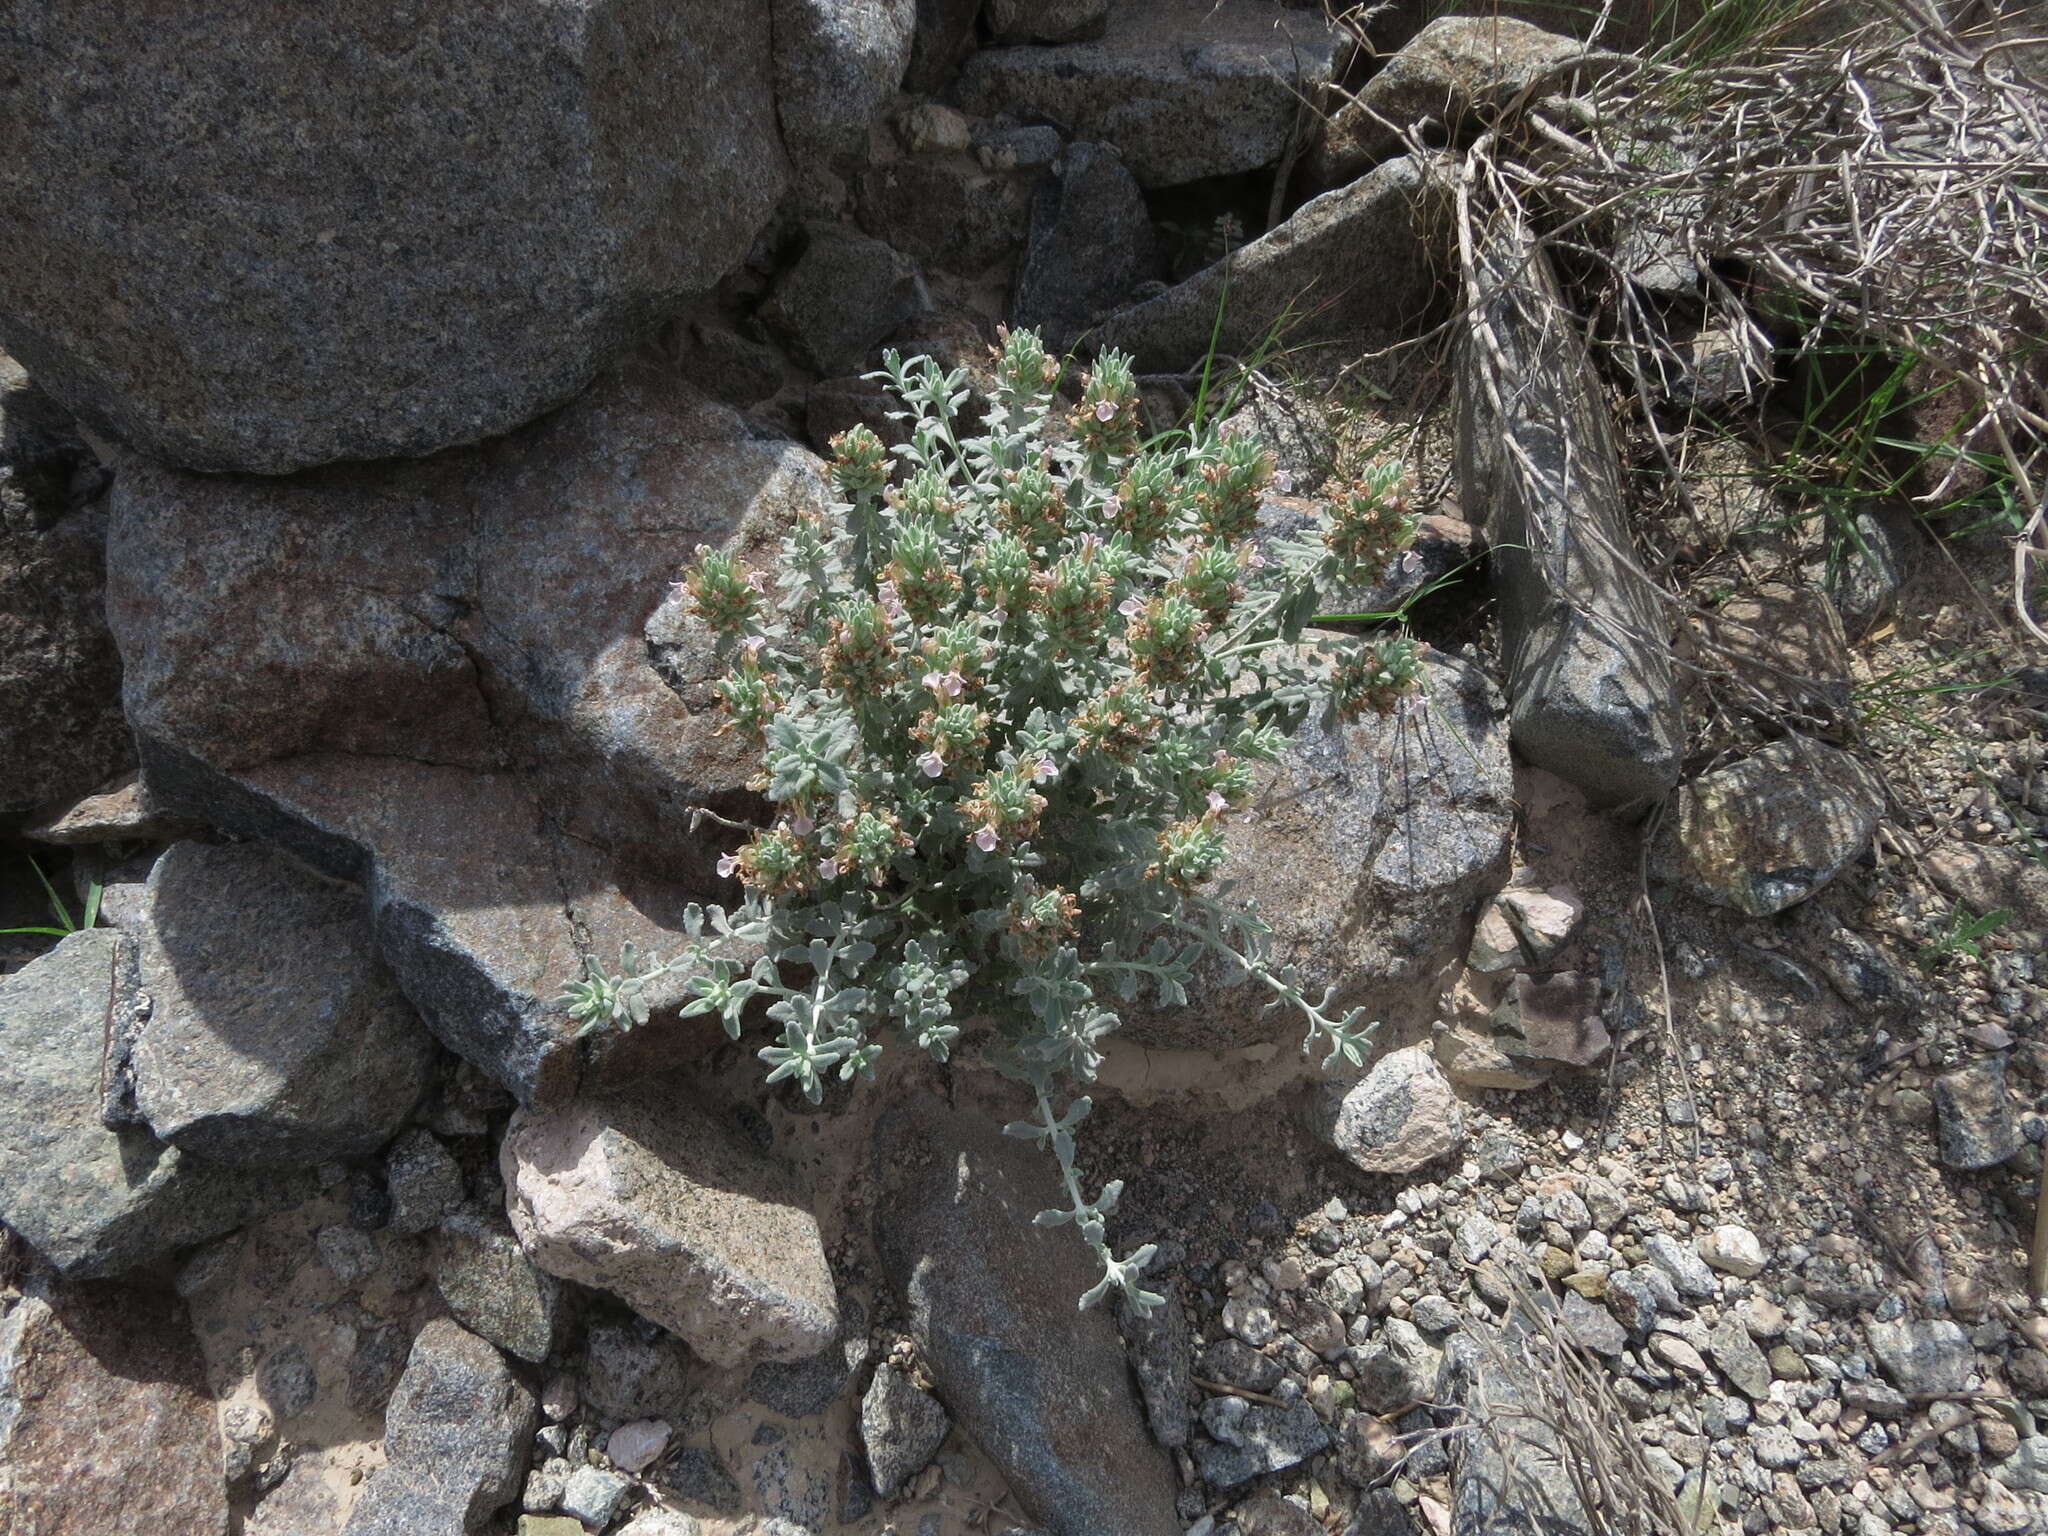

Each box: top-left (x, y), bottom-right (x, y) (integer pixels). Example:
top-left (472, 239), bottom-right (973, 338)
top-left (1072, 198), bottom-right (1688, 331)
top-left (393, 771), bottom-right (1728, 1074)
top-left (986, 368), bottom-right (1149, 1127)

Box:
top-left (0, 930), bottom-right (314, 1277)
top-left (503, 1079), bottom-right (837, 1369)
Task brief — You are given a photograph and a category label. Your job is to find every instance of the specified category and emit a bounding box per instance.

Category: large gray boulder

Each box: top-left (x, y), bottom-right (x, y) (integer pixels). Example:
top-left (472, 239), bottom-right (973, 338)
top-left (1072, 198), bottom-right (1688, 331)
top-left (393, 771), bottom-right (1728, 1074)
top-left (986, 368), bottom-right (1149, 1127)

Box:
top-left (0, 2), bottom-right (785, 473)
top-left (106, 369), bottom-right (824, 1101)
top-left (341, 1320), bottom-right (537, 1536)
top-left (501, 1078), bottom-right (838, 1369)
top-left (1458, 215), bottom-right (1683, 808)
top-left (874, 1094), bottom-right (1180, 1536)
top-left (0, 357), bottom-right (125, 815)
top-left (1094, 155), bottom-right (1451, 372)
top-left (775, 0), bottom-right (916, 167)
top-left (1114, 648), bottom-right (1514, 1052)
top-left (0, 1279), bottom-right (229, 1536)
top-left (0, 930), bottom-right (314, 1277)
top-left (954, 0), bottom-right (1349, 188)
top-left (130, 841), bottom-right (438, 1165)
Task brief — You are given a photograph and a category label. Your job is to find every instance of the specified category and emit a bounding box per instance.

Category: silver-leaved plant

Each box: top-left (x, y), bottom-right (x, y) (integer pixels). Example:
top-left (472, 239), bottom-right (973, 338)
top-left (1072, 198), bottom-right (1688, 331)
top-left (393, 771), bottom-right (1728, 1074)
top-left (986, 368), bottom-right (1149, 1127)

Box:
top-left (560, 327), bottom-right (1423, 1312)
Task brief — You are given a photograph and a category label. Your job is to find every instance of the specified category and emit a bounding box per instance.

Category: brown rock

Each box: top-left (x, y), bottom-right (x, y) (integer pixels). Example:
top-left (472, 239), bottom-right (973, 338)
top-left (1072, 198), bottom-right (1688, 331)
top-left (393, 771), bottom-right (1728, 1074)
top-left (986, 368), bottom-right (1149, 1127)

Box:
top-left (502, 1078), bottom-right (837, 1368)
top-left (1925, 842), bottom-right (2048, 931)
top-left (1493, 972), bottom-right (1609, 1069)
top-left (0, 1281), bottom-right (228, 1536)
top-left (23, 770), bottom-right (203, 846)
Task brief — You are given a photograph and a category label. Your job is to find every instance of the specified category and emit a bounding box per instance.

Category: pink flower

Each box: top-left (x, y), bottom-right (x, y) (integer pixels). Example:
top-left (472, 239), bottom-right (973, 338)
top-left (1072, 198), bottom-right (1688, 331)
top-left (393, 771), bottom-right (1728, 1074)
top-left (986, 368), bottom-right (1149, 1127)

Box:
top-left (1243, 546), bottom-right (1267, 570)
top-left (974, 825), bottom-right (1000, 852)
top-left (876, 579), bottom-right (903, 617)
top-left (746, 570), bottom-right (767, 593)
top-left (817, 858), bottom-right (841, 881)
top-left (1101, 494), bottom-right (1123, 521)
top-left (923, 670), bottom-right (964, 698)
top-left (917, 750), bottom-right (945, 778)
top-left (1032, 756), bottom-right (1058, 784)
top-left (1078, 532), bottom-right (1103, 558)
top-left (1118, 596), bottom-right (1145, 618)
top-left (743, 634), bottom-right (767, 655)
top-left (1093, 399), bottom-right (1117, 422)
top-left (716, 853), bottom-right (740, 879)
top-left (1206, 790), bottom-right (1228, 815)
top-left (789, 813), bottom-right (815, 836)
top-left (989, 607), bottom-right (1008, 626)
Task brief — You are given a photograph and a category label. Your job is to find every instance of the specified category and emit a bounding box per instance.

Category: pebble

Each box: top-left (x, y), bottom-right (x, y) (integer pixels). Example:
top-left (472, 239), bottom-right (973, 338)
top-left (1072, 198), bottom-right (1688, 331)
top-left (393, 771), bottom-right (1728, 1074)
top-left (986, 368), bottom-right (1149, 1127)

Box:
top-left (1699, 1225), bottom-right (1766, 1278)
top-left (560, 1465), bottom-right (633, 1528)
top-left (1644, 1234), bottom-right (1718, 1301)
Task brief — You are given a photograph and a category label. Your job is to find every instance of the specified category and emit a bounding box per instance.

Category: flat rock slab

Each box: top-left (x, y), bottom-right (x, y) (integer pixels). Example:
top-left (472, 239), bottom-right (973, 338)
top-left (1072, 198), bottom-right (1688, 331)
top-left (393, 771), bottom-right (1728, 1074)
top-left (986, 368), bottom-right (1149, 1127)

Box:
top-left (0, 1280), bottom-right (228, 1536)
top-left (0, 2), bottom-right (785, 473)
top-left (502, 1078), bottom-right (838, 1369)
top-left (131, 840), bottom-right (437, 1165)
top-left (135, 751), bottom-right (701, 1106)
top-left (0, 930), bottom-right (313, 1277)
top-left (874, 1096), bottom-right (1180, 1536)
top-left (1458, 216), bottom-right (1683, 808)
top-left (343, 1319), bottom-right (537, 1536)
top-left (1096, 155), bottom-right (1450, 371)
top-left (1653, 736), bottom-right (1884, 915)
top-left (1114, 648), bottom-right (1513, 1052)
top-left (954, 0), bottom-right (1347, 188)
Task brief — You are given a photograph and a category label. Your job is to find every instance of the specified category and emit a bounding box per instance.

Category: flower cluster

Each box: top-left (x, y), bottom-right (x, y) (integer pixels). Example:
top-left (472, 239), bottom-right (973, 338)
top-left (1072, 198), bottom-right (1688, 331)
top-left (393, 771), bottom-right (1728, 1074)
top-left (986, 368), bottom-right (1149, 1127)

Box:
top-left (563, 328), bottom-right (1425, 1313)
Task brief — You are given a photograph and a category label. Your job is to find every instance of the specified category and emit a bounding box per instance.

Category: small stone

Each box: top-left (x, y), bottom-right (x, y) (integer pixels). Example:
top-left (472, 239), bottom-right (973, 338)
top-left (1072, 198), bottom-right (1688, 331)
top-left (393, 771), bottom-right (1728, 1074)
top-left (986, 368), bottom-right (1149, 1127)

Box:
top-left (1192, 1397), bottom-right (1330, 1489)
top-left (1493, 972), bottom-right (1611, 1069)
top-left (1752, 1425), bottom-right (1804, 1469)
top-left (430, 1208), bottom-right (565, 1365)
top-left (1650, 1334), bottom-right (1709, 1376)
top-left (1467, 886), bottom-right (1584, 972)
top-left (1867, 1319), bottom-right (1974, 1395)
top-left (384, 1129), bottom-right (465, 1236)
top-left (1562, 1290), bottom-right (1625, 1356)
top-left (1709, 1313), bottom-right (1772, 1400)
top-left (608, 1420), bottom-right (672, 1476)
top-left (1975, 1480), bottom-right (2044, 1535)
top-left (860, 1365), bottom-right (950, 1500)
top-left (1655, 737), bottom-right (1885, 915)
top-left (1455, 1213), bottom-right (1502, 1265)
top-left (1769, 1345), bottom-right (1811, 1381)
top-left (519, 1518), bottom-right (586, 1536)
top-left (1931, 1059), bottom-right (2022, 1170)
top-left (560, 1464), bottom-right (633, 1528)
top-left (1644, 1234), bottom-right (1717, 1301)
top-left (1698, 1225), bottom-right (1765, 1279)
top-left (1224, 1295), bottom-right (1280, 1349)
top-left (1313, 1046), bottom-right (1466, 1175)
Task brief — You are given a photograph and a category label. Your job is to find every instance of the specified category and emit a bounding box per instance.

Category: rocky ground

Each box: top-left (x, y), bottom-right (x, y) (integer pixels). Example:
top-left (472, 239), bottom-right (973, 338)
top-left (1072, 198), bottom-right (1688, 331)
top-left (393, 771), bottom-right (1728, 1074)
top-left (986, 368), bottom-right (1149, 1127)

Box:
top-left (3, 3), bottom-right (2046, 1536)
